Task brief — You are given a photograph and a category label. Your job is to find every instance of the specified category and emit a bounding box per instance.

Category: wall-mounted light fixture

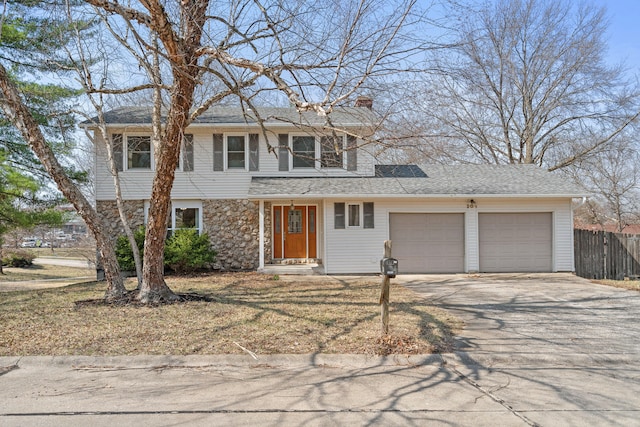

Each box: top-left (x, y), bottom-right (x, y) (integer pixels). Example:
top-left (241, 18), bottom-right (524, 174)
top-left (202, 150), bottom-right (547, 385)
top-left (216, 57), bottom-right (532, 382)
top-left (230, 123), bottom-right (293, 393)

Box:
top-left (290, 200), bottom-right (295, 210)
top-left (467, 199), bottom-right (477, 209)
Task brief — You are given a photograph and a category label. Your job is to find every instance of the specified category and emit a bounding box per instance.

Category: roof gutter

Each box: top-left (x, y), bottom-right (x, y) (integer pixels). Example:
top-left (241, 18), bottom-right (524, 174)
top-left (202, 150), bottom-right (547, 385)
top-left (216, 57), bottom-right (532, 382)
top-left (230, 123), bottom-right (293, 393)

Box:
top-left (247, 193), bottom-right (589, 200)
top-left (79, 121), bottom-right (373, 130)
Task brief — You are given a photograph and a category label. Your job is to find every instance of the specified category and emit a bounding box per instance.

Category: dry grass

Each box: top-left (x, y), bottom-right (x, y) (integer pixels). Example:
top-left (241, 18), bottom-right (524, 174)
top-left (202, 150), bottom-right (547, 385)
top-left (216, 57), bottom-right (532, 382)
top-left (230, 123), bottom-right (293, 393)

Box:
top-left (0, 264), bottom-right (95, 282)
top-left (594, 279), bottom-right (640, 291)
top-left (0, 273), bottom-right (462, 356)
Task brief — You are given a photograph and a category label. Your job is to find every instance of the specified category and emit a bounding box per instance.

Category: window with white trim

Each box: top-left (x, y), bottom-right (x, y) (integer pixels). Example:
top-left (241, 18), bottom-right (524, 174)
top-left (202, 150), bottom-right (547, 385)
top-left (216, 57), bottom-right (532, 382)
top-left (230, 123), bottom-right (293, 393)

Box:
top-left (281, 133), bottom-right (352, 171)
top-left (110, 134), bottom-right (153, 171)
top-left (348, 203), bottom-right (361, 227)
top-left (320, 135), bottom-right (344, 168)
top-left (292, 135), bottom-right (315, 168)
top-left (334, 202), bottom-right (374, 229)
top-left (227, 135), bottom-right (246, 169)
top-left (127, 136), bottom-right (152, 169)
top-left (145, 201), bottom-right (202, 236)
top-left (213, 133), bottom-right (259, 171)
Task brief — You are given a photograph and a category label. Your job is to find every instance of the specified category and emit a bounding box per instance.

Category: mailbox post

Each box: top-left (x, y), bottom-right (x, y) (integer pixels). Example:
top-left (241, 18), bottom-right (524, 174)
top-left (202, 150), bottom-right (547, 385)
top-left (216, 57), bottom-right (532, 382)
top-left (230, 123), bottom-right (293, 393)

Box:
top-left (379, 240), bottom-right (398, 335)
top-left (380, 257), bottom-right (398, 278)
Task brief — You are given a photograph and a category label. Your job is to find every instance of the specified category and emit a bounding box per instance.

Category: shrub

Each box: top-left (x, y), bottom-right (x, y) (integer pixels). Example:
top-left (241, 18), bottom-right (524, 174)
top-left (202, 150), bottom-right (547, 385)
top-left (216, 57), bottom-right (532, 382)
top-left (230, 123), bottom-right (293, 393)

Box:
top-left (164, 229), bottom-right (217, 274)
top-left (115, 227), bottom-right (217, 274)
top-left (2, 250), bottom-right (35, 267)
top-left (115, 226), bottom-right (145, 271)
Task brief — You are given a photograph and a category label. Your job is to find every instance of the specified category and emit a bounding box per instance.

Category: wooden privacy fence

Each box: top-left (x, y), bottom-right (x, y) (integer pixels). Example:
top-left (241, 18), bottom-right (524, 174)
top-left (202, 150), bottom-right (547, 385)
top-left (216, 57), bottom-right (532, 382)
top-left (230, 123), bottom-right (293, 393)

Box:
top-left (574, 229), bottom-right (640, 280)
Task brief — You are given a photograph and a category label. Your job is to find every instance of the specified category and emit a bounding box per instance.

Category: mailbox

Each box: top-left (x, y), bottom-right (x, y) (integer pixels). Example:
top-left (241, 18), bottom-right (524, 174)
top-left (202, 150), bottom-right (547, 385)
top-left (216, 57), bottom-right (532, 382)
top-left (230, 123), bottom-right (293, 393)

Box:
top-left (380, 257), bottom-right (398, 278)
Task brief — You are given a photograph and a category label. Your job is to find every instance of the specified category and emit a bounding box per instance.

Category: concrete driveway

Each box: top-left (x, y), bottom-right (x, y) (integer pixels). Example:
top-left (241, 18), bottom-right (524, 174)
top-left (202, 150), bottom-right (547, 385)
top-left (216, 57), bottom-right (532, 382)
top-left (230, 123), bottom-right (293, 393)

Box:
top-left (400, 273), bottom-right (640, 426)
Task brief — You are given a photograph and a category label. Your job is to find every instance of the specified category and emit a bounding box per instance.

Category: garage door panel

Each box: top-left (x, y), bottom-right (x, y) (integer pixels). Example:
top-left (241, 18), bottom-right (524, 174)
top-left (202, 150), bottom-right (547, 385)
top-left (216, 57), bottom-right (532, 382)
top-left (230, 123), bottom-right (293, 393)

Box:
top-left (479, 213), bottom-right (552, 273)
top-left (390, 213), bottom-right (464, 273)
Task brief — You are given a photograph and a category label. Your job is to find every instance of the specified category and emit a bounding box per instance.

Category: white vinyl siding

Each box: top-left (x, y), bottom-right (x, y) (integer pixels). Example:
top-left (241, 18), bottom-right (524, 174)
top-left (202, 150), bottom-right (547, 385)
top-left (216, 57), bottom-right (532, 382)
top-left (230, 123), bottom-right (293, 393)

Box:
top-left (323, 199), bottom-right (387, 274)
top-left (95, 129), bottom-right (372, 201)
top-left (323, 198), bottom-right (575, 275)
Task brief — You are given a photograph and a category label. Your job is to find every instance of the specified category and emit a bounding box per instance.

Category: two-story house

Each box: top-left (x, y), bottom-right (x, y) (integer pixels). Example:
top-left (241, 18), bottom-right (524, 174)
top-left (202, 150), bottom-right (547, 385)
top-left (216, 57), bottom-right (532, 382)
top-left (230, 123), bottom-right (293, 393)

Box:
top-left (88, 101), bottom-right (585, 275)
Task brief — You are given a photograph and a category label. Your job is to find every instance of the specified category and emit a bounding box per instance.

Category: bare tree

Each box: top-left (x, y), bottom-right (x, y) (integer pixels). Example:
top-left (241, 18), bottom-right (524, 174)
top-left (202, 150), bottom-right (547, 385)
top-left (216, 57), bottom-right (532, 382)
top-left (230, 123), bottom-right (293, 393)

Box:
top-left (76, 0), bottom-right (423, 302)
top-left (570, 136), bottom-right (640, 232)
top-left (413, 0), bottom-right (640, 170)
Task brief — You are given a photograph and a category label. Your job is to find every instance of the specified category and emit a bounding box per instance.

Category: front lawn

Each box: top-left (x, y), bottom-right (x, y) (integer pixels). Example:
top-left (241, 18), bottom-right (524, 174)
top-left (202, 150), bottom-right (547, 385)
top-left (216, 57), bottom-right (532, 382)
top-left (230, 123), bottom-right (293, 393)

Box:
top-left (0, 273), bottom-right (462, 356)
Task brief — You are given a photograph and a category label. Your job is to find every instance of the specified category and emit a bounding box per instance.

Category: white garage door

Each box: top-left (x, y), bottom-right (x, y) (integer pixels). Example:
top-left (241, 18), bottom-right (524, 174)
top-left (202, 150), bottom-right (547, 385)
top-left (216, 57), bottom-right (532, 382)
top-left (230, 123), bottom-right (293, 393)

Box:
top-left (479, 213), bottom-right (552, 272)
top-left (389, 213), bottom-right (464, 273)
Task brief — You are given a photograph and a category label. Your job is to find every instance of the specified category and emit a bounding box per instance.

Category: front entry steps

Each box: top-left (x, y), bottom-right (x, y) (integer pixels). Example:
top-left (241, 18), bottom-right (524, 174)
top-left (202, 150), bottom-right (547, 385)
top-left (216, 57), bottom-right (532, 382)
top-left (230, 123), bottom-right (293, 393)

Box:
top-left (258, 260), bottom-right (324, 275)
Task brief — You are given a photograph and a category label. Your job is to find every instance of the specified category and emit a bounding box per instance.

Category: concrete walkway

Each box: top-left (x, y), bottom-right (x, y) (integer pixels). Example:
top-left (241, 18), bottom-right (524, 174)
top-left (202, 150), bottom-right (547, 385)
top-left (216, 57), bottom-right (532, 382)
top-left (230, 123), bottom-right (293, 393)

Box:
top-left (1, 273), bottom-right (639, 426)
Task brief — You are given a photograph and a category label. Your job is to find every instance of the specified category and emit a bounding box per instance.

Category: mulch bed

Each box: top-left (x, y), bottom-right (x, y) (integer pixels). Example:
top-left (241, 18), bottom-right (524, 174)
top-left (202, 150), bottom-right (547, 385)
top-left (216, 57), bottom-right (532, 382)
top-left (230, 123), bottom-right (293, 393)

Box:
top-left (75, 290), bottom-right (213, 307)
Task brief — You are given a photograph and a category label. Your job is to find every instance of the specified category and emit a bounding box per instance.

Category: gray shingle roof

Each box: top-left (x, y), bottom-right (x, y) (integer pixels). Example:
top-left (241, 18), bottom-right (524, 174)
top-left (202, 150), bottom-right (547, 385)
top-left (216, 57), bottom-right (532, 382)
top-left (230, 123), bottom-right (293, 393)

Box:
top-left (248, 164), bottom-right (586, 198)
top-left (85, 106), bottom-right (376, 127)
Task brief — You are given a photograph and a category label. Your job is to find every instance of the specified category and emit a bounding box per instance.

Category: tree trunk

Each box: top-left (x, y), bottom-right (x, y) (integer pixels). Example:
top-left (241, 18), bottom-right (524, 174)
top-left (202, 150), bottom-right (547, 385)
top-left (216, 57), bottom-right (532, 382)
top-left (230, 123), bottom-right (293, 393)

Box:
top-left (97, 127), bottom-right (143, 288)
top-left (0, 63), bottom-right (125, 298)
top-left (138, 87), bottom-right (194, 302)
top-left (136, 0), bottom-right (208, 303)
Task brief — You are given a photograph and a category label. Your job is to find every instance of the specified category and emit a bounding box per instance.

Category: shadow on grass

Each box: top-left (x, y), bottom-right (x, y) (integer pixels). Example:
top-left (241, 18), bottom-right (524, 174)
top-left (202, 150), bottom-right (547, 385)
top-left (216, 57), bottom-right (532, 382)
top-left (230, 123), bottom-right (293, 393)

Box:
top-left (69, 273), bottom-right (459, 356)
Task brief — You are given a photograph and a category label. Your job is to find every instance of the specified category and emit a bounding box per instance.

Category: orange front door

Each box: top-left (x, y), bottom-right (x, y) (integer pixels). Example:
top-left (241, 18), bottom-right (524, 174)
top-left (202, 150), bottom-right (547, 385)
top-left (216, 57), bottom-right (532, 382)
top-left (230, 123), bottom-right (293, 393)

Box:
top-left (284, 205), bottom-right (306, 258)
top-left (273, 205), bottom-right (317, 259)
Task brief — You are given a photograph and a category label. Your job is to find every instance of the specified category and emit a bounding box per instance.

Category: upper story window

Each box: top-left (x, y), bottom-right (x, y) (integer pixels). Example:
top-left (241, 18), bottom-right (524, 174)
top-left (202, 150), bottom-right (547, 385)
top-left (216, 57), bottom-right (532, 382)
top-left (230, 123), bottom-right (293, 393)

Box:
top-left (213, 133), bottom-right (259, 171)
top-left (320, 136), bottom-right (344, 168)
top-left (227, 135), bottom-right (246, 169)
top-left (112, 134), bottom-right (194, 172)
top-left (292, 136), bottom-right (315, 168)
top-left (127, 136), bottom-right (152, 169)
top-left (278, 133), bottom-right (356, 171)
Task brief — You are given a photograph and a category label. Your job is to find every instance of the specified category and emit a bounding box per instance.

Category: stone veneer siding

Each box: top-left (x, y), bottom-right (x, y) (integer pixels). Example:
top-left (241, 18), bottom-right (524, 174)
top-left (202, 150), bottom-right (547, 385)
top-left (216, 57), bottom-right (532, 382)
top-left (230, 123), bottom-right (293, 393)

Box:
top-left (97, 199), bottom-right (271, 271)
top-left (202, 199), bottom-right (271, 270)
top-left (96, 200), bottom-right (146, 241)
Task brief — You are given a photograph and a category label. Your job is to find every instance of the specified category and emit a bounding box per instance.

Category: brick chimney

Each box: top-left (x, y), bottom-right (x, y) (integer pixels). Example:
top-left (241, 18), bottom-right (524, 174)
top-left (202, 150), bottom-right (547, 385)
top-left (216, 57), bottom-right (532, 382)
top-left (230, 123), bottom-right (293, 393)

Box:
top-left (354, 96), bottom-right (373, 109)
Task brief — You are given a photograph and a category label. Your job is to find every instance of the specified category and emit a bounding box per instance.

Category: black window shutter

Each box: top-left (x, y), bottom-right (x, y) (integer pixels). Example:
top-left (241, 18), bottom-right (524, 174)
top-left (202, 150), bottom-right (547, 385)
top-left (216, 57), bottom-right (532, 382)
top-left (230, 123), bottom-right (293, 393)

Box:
top-left (278, 133), bottom-right (289, 171)
top-left (111, 134), bottom-right (123, 171)
top-left (183, 134), bottom-right (194, 171)
top-left (346, 135), bottom-right (357, 171)
top-left (213, 133), bottom-right (223, 171)
top-left (363, 202), bottom-right (374, 229)
top-left (249, 133), bottom-right (259, 171)
top-left (334, 202), bottom-right (345, 229)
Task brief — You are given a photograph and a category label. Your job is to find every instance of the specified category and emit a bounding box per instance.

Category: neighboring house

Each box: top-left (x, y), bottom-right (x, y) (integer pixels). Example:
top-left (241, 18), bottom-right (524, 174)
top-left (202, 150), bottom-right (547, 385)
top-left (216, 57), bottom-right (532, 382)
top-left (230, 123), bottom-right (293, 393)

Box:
top-left (86, 103), bottom-right (585, 275)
